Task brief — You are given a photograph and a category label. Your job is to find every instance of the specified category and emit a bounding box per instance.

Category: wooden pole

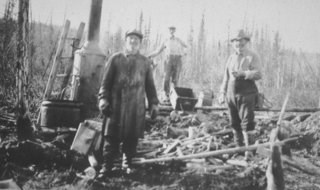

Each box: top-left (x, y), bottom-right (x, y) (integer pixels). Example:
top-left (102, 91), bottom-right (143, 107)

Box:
top-left (195, 106), bottom-right (320, 113)
top-left (133, 137), bottom-right (299, 164)
top-left (277, 93), bottom-right (290, 126)
top-left (43, 20), bottom-right (70, 100)
top-left (265, 94), bottom-right (290, 190)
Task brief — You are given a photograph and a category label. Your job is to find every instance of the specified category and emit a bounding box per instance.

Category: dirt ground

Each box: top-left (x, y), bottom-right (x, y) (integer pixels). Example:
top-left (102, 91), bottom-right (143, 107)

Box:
top-left (1, 107), bottom-right (320, 190)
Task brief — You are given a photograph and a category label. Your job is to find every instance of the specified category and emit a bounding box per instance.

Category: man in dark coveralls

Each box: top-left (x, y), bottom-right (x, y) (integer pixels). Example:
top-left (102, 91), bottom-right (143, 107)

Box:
top-left (218, 29), bottom-right (262, 160)
top-left (98, 29), bottom-right (159, 175)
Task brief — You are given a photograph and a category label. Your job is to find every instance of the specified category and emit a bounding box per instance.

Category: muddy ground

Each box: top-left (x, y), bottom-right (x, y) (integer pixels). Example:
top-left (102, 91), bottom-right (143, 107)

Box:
top-left (0, 107), bottom-right (320, 190)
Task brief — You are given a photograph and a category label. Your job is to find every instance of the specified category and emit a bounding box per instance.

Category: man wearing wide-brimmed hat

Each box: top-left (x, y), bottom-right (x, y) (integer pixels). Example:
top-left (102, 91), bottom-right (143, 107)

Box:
top-left (98, 29), bottom-right (159, 176)
top-left (218, 29), bottom-right (262, 160)
top-left (148, 26), bottom-right (187, 101)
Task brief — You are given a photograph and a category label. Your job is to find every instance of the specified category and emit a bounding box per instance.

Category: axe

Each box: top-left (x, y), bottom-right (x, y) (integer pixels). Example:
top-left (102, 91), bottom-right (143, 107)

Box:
top-left (99, 115), bottom-right (110, 160)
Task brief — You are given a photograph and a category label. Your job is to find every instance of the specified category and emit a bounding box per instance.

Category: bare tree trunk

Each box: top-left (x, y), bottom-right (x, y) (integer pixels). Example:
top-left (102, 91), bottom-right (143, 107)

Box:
top-left (16, 0), bottom-right (33, 140)
top-left (17, 0), bottom-right (29, 108)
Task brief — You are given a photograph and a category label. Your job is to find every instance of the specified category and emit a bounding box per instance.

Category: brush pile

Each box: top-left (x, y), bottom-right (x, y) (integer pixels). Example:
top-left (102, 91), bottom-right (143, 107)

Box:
top-left (0, 107), bottom-right (320, 189)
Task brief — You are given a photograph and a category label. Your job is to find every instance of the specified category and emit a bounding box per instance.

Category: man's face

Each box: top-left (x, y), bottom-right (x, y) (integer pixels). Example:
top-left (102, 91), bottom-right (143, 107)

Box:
top-left (125, 35), bottom-right (141, 52)
top-left (232, 38), bottom-right (248, 53)
top-left (169, 29), bottom-right (176, 36)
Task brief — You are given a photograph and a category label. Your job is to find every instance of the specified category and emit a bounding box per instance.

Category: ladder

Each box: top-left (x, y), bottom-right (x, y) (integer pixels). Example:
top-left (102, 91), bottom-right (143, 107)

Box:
top-left (37, 20), bottom-right (85, 125)
top-left (43, 19), bottom-right (85, 101)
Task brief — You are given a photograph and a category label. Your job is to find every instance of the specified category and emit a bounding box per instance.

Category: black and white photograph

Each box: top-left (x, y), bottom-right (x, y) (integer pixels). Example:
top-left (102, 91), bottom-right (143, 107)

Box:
top-left (0, 0), bottom-right (320, 189)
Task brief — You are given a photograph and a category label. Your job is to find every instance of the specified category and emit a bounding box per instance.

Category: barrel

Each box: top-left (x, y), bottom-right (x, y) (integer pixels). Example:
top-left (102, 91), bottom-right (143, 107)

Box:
top-left (40, 100), bottom-right (83, 128)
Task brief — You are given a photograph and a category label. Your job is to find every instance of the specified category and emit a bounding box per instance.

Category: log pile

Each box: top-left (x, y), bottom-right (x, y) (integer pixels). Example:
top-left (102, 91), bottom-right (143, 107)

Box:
top-left (295, 111), bottom-right (320, 155)
top-left (137, 109), bottom-right (320, 189)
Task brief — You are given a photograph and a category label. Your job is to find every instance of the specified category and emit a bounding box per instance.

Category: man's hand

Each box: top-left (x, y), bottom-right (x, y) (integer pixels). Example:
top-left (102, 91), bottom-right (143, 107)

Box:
top-left (99, 99), bottom-right (111, 116)
top-left (218, 93), bottom-right (226, 104)
top-left (149, 59), bottom-right (158, 69)
top-left (150, 104), bottom-right (159, 120)
top-left (148, 54), bottom-right (156, 59)
top-left (231, 71), bottom-right (245, 79)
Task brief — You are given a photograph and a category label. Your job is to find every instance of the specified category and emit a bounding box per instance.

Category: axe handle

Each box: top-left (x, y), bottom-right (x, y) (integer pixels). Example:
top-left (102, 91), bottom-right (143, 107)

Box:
top-left (99, 115), bottom-right (109, 158)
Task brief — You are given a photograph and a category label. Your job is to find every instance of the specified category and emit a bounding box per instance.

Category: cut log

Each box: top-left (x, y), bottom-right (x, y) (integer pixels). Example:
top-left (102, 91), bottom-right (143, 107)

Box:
top-left (163, 140), bottom-right (181, 154)
top-left (210, 129), bottom-right (233, 136)
top-left (181, 135), bottom-right (210, 144)
top-left (166, 126), bottom-right (188, 139)
top-left (291, 114), bottom-right (311, 123)
top-left (176, 147), bottom-right (184, 157)
top-left (159, 105), bottom-right (174, 112)
top-left (206, 136), bottom-right (212, 151)
top-left (266, 95), bottom-right (288, 190)
top-left (266, 144), bottom-right (285, 190)
top-left (226, 159), bottom-right (248, 167)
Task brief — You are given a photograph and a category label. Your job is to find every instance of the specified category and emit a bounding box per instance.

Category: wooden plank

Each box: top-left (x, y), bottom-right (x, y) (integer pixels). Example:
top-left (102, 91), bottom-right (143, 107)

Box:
top-left (43, 20), bottom-right (70, 100)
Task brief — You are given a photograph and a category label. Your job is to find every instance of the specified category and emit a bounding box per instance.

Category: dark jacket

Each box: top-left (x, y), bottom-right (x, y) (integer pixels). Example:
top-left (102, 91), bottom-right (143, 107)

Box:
top-left (98, 52), bottom-right (159, 140)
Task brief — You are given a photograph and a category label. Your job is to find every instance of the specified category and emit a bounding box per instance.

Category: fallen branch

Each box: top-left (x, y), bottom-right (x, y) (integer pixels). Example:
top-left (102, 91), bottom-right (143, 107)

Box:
top-left (210, 129), bottom-right (233, 136)
top-left (133, 137), bottom-right (299, 164)
top-left (226, 159), bottom-right (248, 167)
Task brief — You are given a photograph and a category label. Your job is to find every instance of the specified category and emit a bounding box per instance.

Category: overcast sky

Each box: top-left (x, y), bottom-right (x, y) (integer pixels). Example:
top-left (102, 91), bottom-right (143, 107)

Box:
top-left (1, 0), bottom-right (319, 53)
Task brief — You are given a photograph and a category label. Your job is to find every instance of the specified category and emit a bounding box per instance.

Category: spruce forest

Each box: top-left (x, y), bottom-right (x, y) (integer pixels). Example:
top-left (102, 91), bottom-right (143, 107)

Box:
top-left (1, 0), bottom-right (320, 189)
top-left (1, 1), bottom-right (320, 115)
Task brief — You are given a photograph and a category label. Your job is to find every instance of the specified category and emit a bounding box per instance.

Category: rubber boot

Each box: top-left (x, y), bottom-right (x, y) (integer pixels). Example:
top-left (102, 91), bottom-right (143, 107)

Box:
top-left (231, 130), bottom-right (245, 158)
top-left (122, 153), bottom-right (134, 174)
top-left (233, 130), bottom-right (244, 147)
top-left (97, 153), bottom-right (115, 179)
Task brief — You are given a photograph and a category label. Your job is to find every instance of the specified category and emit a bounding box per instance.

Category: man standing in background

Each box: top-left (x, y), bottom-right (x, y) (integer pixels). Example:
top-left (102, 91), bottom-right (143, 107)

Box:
top-left (149, 26), bottom-right (187, 101)
top-left (218, 29), bottom-right (262, 160)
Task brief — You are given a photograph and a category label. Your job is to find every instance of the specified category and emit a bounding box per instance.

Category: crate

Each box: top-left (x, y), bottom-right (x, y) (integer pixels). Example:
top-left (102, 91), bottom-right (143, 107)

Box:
top-left (170, 87), bottom-right (198, 111)
top-left (70, 120), bottom-right (102, 155)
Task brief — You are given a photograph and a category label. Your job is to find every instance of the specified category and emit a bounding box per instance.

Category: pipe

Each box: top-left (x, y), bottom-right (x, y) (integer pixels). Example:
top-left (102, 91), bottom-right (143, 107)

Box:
top-left (87, 0), bottom-right (102, 43)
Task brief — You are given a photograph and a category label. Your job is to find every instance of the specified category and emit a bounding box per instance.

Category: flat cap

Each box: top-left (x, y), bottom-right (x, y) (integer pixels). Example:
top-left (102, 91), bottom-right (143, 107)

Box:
top-left (125, 29), bottom-right (143, 40)
top-left (230, 29), bottom-right (250, 42)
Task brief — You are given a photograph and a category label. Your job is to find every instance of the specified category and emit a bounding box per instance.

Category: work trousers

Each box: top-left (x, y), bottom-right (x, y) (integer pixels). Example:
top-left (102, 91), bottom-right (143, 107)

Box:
top-left (227, 93), bottom-right (257, 146)
top-left (102, 135), bottom-right (138, 167)
top-left (164, 55), bottom-right (182, 96)
top-left (227, 79), bottom-right (258, 146)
